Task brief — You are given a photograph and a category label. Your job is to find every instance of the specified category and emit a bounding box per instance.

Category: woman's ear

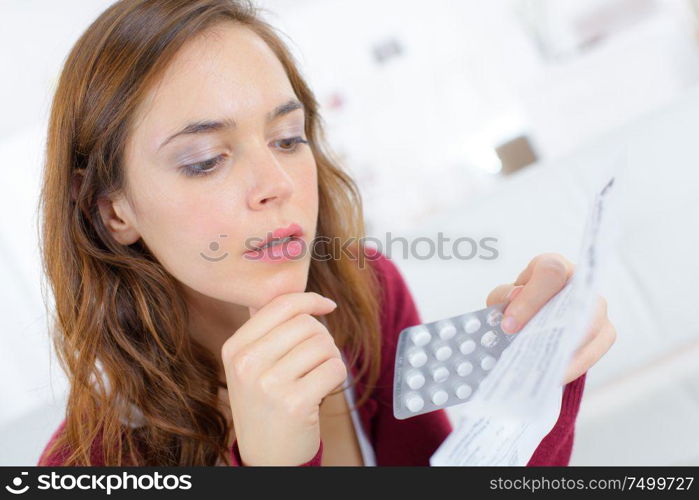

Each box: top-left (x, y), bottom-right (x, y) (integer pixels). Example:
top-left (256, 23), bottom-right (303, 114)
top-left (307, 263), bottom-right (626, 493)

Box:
top-left (96, 192), bottom-right (141, 245)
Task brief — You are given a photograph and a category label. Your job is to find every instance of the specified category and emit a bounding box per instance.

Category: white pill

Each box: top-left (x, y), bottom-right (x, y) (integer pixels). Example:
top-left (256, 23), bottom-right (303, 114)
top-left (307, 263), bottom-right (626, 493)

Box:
top-left (431, 366), bottom-right (450, 383)
top-left (406, 370), bottom-right (426, 390)
top-left (410, 326), bottom-right (431, 347)
top-left (481, 355), bottom-right (496, 371)
top-left (455, 383), bottom-right (472, 399)
top-left (487, 310), bottom-right (503, 326)
top-left (431, 389), bottom-right (449, 406)
top-left (437, 321), bottom-right (457, 340)
top-left (459, 339), bottom-right (476, 355)
top-left (456, 361), bottom-right (473, 376)
top-left (405, 393), bottom-right (424, 413)
top-left (407, 348), bottom-right (427, 368)
top-left (480, 330), bottom-right (498, 348)
top-left (462, 316), bottom-right (481, 334)
top-left (433, 345), bottom-right (453, 361)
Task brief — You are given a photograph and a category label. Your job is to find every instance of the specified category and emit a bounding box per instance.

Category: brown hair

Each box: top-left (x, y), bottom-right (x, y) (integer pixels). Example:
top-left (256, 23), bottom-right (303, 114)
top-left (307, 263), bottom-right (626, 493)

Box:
top-left (38, 0), bottom-right (382, 466)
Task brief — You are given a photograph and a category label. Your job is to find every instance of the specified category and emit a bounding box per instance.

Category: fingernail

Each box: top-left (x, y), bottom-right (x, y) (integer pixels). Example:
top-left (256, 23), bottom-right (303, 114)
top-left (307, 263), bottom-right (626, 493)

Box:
top-left (326, 298), bottom-right (337, 308)
top-left (501, 316), bottom-right (518, 334)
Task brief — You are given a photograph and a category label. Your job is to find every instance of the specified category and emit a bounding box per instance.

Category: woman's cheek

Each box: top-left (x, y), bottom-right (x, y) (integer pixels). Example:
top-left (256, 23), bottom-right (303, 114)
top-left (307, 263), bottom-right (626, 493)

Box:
top-left (139, 198), bottom-right (232, 277)
top-left (298, 160), bottom-right (319, 210)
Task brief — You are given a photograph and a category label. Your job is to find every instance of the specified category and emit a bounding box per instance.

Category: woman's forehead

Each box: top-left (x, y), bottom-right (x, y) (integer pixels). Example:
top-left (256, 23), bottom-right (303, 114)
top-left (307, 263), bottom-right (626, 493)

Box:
top-left (132, 23), bottom-right (294, 153)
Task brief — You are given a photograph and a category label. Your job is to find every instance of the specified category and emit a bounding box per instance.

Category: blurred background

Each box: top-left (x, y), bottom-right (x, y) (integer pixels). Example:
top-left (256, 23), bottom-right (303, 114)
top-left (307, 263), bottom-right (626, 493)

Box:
top-left (1, 0), bottom-right (698, 465)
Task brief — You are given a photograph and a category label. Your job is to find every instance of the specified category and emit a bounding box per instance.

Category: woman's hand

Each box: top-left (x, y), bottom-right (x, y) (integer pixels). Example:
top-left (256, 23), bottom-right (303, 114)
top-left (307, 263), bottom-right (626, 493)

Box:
top-left (220, 291), bottom-right (345, 465)
top-left (486, 253), bottom-right (617, 385)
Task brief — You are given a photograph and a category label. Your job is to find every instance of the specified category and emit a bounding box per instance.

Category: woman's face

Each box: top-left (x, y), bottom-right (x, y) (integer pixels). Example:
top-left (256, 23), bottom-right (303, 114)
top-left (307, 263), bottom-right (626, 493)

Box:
top-left (102, 22), bottom-right (318, 311)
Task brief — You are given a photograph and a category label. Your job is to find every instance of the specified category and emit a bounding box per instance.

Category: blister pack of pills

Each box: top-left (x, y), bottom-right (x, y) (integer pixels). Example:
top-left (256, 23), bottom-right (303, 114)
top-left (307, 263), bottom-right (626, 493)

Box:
top-left (392, 304), bottom-right (516, 419)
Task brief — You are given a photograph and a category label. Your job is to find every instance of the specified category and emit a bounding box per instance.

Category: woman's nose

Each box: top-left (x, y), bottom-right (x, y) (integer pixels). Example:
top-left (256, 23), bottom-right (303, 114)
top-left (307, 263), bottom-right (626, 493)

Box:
top-left (246, 150), bottom-right (294, 210)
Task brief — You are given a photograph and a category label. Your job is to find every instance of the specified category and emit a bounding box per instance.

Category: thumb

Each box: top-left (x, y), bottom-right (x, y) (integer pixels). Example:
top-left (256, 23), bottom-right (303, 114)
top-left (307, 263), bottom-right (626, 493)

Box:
top-left (248, 306), bottom-right (258, 318)
top-left (507, 285), bottom-right (524, 304)
top-left (486, 283), bottom-right (523, 308)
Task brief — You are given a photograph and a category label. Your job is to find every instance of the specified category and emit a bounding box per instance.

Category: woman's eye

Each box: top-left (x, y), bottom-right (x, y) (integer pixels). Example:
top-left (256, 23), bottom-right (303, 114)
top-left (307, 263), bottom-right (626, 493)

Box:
top-left (180, 155), bottom-right (225, 178)
top-left (276, 136), bottom-right (308, 153)
top-left (179, 137), bottom-right (308, 178)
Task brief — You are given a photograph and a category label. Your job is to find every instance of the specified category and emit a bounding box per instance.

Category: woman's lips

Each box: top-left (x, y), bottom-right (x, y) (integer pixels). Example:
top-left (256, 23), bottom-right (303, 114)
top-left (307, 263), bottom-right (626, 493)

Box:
top-left (251, 222), bottom-right (303, 250)
top-left (244, 236), bottom-right (305, 262)
top-left (244, 222), bottom-right (305, 262)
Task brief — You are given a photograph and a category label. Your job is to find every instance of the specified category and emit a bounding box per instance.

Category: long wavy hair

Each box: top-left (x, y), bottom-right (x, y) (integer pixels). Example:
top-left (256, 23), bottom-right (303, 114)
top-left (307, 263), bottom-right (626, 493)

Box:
top-left (38, 0), bottom-right (382, 466)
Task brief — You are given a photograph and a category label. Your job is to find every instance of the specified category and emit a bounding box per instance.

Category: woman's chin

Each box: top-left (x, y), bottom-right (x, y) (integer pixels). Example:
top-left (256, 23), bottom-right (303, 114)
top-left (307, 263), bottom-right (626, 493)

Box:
top-left (259, 279), bottom-right (308, 302)
top-left (244, 267), bottom-right (310, 303)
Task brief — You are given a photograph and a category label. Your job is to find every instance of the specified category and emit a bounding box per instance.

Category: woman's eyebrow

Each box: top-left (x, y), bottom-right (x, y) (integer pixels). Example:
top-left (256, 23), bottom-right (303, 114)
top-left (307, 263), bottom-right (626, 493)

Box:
top-left (157, 98), bottom-right (304, 152)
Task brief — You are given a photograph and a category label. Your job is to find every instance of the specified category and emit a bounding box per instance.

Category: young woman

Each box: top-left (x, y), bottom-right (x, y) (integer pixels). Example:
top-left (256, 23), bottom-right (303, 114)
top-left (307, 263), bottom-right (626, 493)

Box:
top-left (36, 0), bottom-right (616, 466)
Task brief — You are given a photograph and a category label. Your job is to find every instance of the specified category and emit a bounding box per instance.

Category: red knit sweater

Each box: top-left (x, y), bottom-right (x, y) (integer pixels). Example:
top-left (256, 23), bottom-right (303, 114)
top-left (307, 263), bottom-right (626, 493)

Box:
top-left (38, 249), bottom-right (586, 466)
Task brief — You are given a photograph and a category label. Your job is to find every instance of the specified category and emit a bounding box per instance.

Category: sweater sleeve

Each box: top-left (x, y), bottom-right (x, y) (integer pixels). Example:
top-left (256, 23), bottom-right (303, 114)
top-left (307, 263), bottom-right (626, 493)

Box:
top-left (526, 371), bottom-right (587, 466)
top-left (229, 439), bottom-right (323, 466)
top-left (37, 420), bottom-right (70, 466)
top-left (37, 419), bottom-right (108, 466)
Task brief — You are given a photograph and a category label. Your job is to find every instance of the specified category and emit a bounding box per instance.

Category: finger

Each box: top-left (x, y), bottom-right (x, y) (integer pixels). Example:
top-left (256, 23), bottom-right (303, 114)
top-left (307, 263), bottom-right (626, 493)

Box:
top-left (508, 286), bottom-right (524, 303)
top-left (232, 292), bottom-right (336, 348)
top-left (250, 314), bottom-right (329, 368)
top-left (513, 252), bottom-right (575, 286)
top-left (297, 357), bottom-right (348, 404)
top-left (562, 320), bottom-right (616, 384)
top-left (576, 295), bottom-right (608, 348)
top-left (248, 306), bottom-right (259, 317)
top-left (513, 258), bottom-right (537, 287)
top-left (502, 255), bottom-right (574, 334)
top-left (269, 332), bottom-right (341, 382)
top-left (486, 284), bottom-right (524, 308)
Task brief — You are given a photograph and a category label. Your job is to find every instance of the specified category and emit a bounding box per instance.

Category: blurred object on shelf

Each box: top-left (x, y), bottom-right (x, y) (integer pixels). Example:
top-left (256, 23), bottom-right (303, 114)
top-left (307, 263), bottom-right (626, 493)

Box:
top-left (372, 36), bottom-right (405, 65)
top-left (496, 135), bottom-right (538, 175)
top-left (515, 0), bottom-right (659, 62)
top-left (687, 0), bottom-right (699, 40)
top-left (324, 91), bottom-right (346, 111)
